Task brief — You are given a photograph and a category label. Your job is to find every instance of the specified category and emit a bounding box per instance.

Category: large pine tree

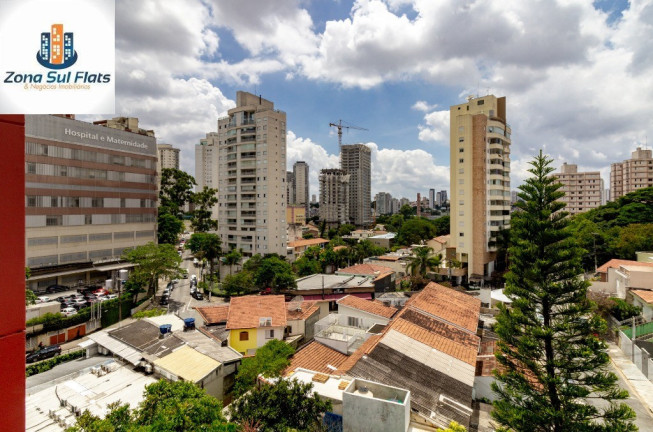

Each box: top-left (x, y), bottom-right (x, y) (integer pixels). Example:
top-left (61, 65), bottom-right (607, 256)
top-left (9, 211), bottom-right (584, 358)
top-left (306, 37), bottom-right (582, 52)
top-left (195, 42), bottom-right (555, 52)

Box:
top-left (492, 151), bottom-right (637, 432)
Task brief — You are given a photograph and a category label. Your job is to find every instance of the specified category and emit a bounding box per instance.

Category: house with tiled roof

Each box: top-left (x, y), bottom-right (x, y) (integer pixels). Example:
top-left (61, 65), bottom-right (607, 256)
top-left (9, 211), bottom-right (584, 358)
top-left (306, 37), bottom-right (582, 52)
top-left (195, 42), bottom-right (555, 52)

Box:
top-left (287, 237), bottom-right (329, 260)
top-left (336, 263), bottom-right (396, 292)
top-left (592, 259), bottom-right (653, 298)
top-left (285, 300), bottom-right (329, 342)
top-left (286, 340), bottom-right (349, 375)
top-left (630, 289), bottom-right (653, 321)
top-left (195, 304), bottom-right (230, 326)
top-left (226, 295), bottom-right (287, 355)
top-left (336, 295), bottom-right (397, 325)
top-left (345, 282), bottom-right (482, 430)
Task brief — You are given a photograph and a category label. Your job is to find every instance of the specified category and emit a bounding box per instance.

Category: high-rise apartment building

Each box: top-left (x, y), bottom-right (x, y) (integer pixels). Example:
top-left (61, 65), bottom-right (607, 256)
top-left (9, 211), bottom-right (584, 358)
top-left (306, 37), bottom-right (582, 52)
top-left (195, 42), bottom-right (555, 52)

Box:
top-left (610, 147), bottom-right (653, 200)
top-left (391, 197), bottom-right (399, 214)
top-left (450, 95), bottom-right (511, 278)
top-left (25, 115), bottom-right (158, 291)
top-left (293, 161), bottom-right (309, 217)
top-left (195, 132), bottom-right (219, 192)
top-left (553, 163), bottom-right (603, 215)
top-left (157, 143), bottom-right (180, 171)
top-left (375, 191), bottom-right (392, 215)
top-left (438, 190), bottom-right (447, 206)
top-left (286, 171), bottom-right (294, 205)
top-left (428, 189), bottom-right (436, 209)
top-left (217, 91), bottom-right (287, 257)
top-left (319, 169), bottom-right (350, 225)
top-left (340, 144), bottom-right (371, 227)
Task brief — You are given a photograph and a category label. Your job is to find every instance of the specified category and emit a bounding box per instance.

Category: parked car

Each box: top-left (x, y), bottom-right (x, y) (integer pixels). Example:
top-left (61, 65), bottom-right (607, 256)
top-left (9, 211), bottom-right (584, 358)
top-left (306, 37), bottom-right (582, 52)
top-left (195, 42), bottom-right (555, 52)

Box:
top-left (35, 296), bottom-right (51, 304)
top-left (190, 274), bottom-right (197, 281)
top-left (26, 345), bottom-right (61, 363)
top-left (106, 294), bottom-right (118, 300)
top-left (72, 298), bottom-right (88, 307)
top-left (93, 288), bottom-right (109, 296)
top-left (159, 295), bottom-right (169, 306)
top-left (61, 307), bottom-right (77, 317)
top-left (193, 258), bottom-right (199, 267)
top-left (192, 291), bottom-right (204, 300)
top-left (46, 284), bottom-right (69, 293)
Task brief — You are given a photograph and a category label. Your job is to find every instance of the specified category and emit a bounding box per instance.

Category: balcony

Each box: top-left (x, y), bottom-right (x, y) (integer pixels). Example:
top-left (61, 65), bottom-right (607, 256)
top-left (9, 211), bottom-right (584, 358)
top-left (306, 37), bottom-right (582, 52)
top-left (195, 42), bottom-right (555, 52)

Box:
top-left (314, 314), bottom-right (376, 355)
top-left (240, 135), bottom-right (256, 143)
top-left (240, 152), bottom-right (256, 159)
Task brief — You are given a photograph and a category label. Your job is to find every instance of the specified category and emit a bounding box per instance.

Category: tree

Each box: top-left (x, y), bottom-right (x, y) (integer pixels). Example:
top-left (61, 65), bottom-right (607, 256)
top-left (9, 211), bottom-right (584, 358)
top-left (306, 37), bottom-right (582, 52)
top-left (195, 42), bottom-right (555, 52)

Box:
top-left (191, 186), bottom-right (218, 232)
top-left (254, 255), bottom-right (297, 292)
top-left (406, 246), bottom-right (442, 277)
top-left (69, 380), bottom-right (237, 432)
top-left (612, 223), bottom-right (653, 260)
top-left (233, 339), bottom-right (295, 396)
top-left (294, 256), bottom-right (322, 277)
top-left (25, 267), bottom-right (36, 306)
top-left (157, 211), bottom-right (184, 245)
top-left (492, 151), bottom-right (636, 432)
top-left (185, 233), bottom-right (222, 278)
top-left (440, 421), bottom-right (467, 432)
top-left (223, 248), bottom-right (242, 276)
top-left (399, 204), bottom-right (414, 219)
top-left (337, 223), bottom-right (356, 237)
top-left (159, 168), bottom-right (196, 216)
top-left (222, 271), bottom-right (255, 297)
top-left (229, 379), bottom-right (332, 432)
top-left (122, 243), bottom-right (181, 297)
top-left (396, 218), bottom-right (437, 246)
top-left (431, 215), bottom-right (450, 236)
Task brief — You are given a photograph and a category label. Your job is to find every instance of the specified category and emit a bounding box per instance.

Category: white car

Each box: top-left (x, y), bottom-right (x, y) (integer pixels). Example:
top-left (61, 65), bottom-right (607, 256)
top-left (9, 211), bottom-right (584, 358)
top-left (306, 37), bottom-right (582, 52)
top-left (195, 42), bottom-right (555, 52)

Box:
top-left (96, 295), bottom-right (107, 302)
top-left (61, 307), bottom-right (77, 317)
top-left (190, 274), bottom-right (197, 281)
top-left (106, 294), bottom-right (118, 300)
top-left (36, 296), bottom-right (51, 304)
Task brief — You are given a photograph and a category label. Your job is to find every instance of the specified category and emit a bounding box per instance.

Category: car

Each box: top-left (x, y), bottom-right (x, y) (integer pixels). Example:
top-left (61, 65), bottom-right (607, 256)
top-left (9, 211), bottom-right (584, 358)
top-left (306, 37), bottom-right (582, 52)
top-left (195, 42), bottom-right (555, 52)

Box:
top-left (61, 307), bottom-right (77, 317)
top-left (106, 294), bottom-right (118, 300)
top-left (26, 345), bottom-right (61, 363)
top-left (159, 295), bottom-right (169, 306)
top-left (192, 291), bottom-right (204, 300)
top-left (46, 284), bottom-right (69, 293)
top-left (193, 258), bottom-right (199, 267)
top-left (72, 298), bottom-right (88, 307)
top-left (190, 274), bottom-right (197, 281)
top-left (36, 296), bottom-right (51, 304)
top-left (56, 296), bottom-right (68, 303)
top-left (93, 288), bottom-right (109, 296)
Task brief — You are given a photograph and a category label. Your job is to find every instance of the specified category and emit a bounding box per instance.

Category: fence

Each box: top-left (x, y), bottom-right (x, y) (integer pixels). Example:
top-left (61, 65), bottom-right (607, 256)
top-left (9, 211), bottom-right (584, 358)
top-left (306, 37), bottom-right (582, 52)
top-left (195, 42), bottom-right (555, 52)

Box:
top-left (617, 328), bottom-right (653, 381)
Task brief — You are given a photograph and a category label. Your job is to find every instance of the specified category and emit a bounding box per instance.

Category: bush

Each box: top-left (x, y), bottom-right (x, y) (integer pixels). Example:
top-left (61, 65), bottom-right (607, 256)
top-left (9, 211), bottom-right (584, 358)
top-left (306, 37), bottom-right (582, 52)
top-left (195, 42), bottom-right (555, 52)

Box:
top-left (26, 349), bottom-right (85, 377)
top-left (610, 298), bottom-right (642, 321)
top-left (132, 308), bottom-right (167, 319)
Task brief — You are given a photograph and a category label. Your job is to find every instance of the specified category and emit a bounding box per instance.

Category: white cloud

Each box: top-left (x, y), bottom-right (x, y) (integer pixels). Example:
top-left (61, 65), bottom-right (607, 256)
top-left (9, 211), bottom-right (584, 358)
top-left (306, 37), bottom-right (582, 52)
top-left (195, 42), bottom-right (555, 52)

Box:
top-left (412, 100), bottom-right (437, 112)
top-left (417, 110), bottom-right (449, 143)
top-left (286, 131), bottom-right (340, 198)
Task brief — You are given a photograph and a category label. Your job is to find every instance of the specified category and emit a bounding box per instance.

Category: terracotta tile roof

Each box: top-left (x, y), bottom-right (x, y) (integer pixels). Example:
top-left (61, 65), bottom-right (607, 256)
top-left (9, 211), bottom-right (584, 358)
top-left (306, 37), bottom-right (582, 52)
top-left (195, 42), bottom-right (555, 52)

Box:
top-left (389, 317), bottom-right (478, 366)
top-left (337, 263), bottom-right (394, 280)
top-left (337, 295), bottom-right (397, 319)
top-left (226, 295), bottom-right (287, 330)
top-left (377, 255), bottom-right (400, 261)
top-left (335, 334), bottom-right (383, 375)
top-left (409, 282), bottom-right (481, 333)
top-left (288, 238), bottom-right (329, 248)
top-left (597, 259), bottom-right (653, 273)
top-left (286, 341), bottom-right (349, 375)
top-left (432, 235), bottom-right (450, 244)
top-left (286, 301), bottom-right (320, 320)
top-left (195, 305), bottom-right (230, 325)
top-left (631, 289), bottom-right (653, 304)
top-left (333, 246), bottom-right (347, 251)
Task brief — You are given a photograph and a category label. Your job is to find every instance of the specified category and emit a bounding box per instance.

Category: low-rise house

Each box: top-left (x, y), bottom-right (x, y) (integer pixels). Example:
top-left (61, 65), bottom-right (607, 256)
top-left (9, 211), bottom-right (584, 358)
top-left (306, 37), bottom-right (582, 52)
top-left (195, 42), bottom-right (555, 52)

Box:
top-left (592, 259), bottom-right (653, 298)
top-left (226, 295), bottom-right (287, 355)
top-left (343, 229), bottom-right (386, 242)
top-left (336, 295), bottom-right (397, 325)
top-left (287, 238), bottom-right (329, 260)
top-left (376, 291), bottom-right (411, 308)
top-left (284, 274), bottom-right (376, 304)
top-left (630, 290), bottom-right (653, 321)
top-left (286, 300), bottom-right (329, 342)
top-left (154, 345), bottom-right (223, 396)
top-left (368, 232), bottom-right (396, 249)
top-left (336, 263), bottom-right (396, 293)
top-left (426, 235), bottom-right (450, 255)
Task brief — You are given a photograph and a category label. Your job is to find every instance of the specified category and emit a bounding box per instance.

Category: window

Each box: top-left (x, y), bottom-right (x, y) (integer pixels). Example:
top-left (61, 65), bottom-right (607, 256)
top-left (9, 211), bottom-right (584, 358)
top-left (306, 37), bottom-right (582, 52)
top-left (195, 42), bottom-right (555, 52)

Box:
top-left (266, 329), bottom-right (275, 339)
top-left (460, 232), bottom-right (464, 236)
top-left (348, 316), bottom-right (360, 327)
top-left (239, 331), bottom-right (249, 341)
top-left (459, 158), bottom-right (464, 163)
top-left (459, 148), bottom-right (464, 153)
top-left (458, 137), bottom-right (464, 142)
top-left (477, 100), bottom-right (484, 105)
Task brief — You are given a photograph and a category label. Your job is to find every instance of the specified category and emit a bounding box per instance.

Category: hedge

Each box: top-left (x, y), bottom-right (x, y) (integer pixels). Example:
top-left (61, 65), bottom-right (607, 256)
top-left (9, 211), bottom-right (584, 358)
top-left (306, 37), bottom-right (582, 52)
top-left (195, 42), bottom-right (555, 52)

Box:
top-left (25, 349), bottom-right (85, 377)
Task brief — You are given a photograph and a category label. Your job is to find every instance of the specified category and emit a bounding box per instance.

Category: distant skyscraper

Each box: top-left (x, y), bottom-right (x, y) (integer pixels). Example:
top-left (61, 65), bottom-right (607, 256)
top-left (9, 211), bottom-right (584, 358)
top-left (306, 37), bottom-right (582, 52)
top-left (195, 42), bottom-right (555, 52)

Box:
top-left (195, 133), bottom-right (218, 191)
top-left (217, 91), bottom-right (287, 257)
top-left (319, 169), bottom-right (350, 225)
top-left (450, 95), bottom-right (511, 278)
top-left (553, 163), bottom-right (603, 215)
top-left (311, 194), bottom-right (317, 203)
top-left (429, 189), bottom-right (436, 209)
top-left (340, 144), bottom-right (371, 227)
top-left (439, 190), bottom-right (447, 206)
top-left (158, 143), bottom-right (180, 171)
top-left (610, 147), bottom-right (653, 201)
top-left (375, 192), bottom-right (392, 215)
top-left (293, 161), bottom-right (309, 216)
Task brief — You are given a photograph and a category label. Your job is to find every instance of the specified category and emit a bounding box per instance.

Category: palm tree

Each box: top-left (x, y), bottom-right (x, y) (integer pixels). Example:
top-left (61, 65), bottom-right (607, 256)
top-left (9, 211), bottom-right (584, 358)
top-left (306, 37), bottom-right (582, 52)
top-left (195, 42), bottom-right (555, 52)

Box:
top-left (223, 248), bottom-right (242, 276)
top-left (406, 246), bottom-right (442, 278)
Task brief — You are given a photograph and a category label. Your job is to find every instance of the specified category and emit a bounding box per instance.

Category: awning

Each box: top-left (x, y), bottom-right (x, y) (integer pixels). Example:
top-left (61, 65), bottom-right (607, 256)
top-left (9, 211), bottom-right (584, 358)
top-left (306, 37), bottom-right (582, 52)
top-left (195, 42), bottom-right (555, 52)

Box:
top-left (28, 268), bottom-right (92, 281)
top-left (93, 263), bottom-right (136, 272)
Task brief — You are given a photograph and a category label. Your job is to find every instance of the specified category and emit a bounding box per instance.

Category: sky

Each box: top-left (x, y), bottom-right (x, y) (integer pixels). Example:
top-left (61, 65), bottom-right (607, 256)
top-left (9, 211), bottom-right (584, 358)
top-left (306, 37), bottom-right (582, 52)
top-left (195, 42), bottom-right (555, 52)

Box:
top-left (86, 0), bottom-right (652, 200)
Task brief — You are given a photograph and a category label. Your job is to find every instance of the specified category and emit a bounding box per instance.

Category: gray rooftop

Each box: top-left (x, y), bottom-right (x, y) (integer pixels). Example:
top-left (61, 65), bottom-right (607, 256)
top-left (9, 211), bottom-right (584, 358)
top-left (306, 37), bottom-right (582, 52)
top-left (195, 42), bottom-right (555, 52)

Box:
top-left (295, 274), bottom-right (375, 291)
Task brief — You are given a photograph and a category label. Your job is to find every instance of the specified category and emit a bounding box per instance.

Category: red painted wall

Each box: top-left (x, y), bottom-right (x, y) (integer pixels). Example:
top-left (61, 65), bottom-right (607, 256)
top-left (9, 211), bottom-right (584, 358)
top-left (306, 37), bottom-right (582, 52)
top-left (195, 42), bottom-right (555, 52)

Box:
top-left (0, 115), bottom-right (25, 431)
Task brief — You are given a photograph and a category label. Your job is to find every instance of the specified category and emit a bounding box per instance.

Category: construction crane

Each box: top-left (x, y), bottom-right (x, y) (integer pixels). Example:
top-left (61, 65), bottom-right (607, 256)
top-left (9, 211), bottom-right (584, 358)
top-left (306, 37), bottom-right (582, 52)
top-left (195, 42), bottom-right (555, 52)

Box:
top-left (329, 120), bottom-right (368, 148)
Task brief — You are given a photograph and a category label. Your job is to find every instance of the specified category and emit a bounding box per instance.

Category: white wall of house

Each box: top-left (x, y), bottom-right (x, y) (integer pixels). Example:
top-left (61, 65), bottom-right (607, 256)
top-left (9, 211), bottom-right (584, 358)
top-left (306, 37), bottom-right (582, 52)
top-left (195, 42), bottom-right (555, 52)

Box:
top-left (338, 304), bottom-right (391, 326)
top-left (255, 326), bottom-right (284, 349)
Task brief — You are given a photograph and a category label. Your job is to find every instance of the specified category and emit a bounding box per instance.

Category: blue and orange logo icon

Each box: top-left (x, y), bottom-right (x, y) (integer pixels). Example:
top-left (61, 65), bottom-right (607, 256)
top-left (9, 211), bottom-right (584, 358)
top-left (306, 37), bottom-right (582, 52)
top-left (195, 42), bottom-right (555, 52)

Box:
top-left (37, 24), bottom-right (78, 69)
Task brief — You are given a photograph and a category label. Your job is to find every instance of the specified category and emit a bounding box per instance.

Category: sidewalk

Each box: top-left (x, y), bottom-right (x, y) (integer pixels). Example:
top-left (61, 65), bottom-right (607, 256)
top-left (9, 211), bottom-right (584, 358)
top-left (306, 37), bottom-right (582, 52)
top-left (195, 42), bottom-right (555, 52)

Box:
top-left (607, 342), bottom-right (653, 416)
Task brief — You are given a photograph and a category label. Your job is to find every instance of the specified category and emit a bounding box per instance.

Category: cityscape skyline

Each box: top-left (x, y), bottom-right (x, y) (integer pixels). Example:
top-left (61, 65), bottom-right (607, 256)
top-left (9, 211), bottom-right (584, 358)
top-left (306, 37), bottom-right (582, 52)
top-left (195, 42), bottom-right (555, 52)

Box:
top-left (80, 0), bottom-right (652, 199)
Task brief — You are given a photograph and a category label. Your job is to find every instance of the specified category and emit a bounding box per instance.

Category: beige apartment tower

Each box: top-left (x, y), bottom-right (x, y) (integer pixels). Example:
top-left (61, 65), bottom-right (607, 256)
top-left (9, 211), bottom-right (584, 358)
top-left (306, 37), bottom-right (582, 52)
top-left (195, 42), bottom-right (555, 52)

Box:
top-left (610, 147), bottom-right (653, 200)
top-left (450, 95), bottom-right (511, 278)
top-left (319, 168), bottom-right (350, 225)
top-left (217, 92), bottom-right (287, 257)
top-left (293, 161), bottom-right (309, 217)
top-left (340, 144), bottom-right (372, 227)
top-left (157, 144), bottom-right (180, 171)
top-left (554, 163), bottom-right (603, 214)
